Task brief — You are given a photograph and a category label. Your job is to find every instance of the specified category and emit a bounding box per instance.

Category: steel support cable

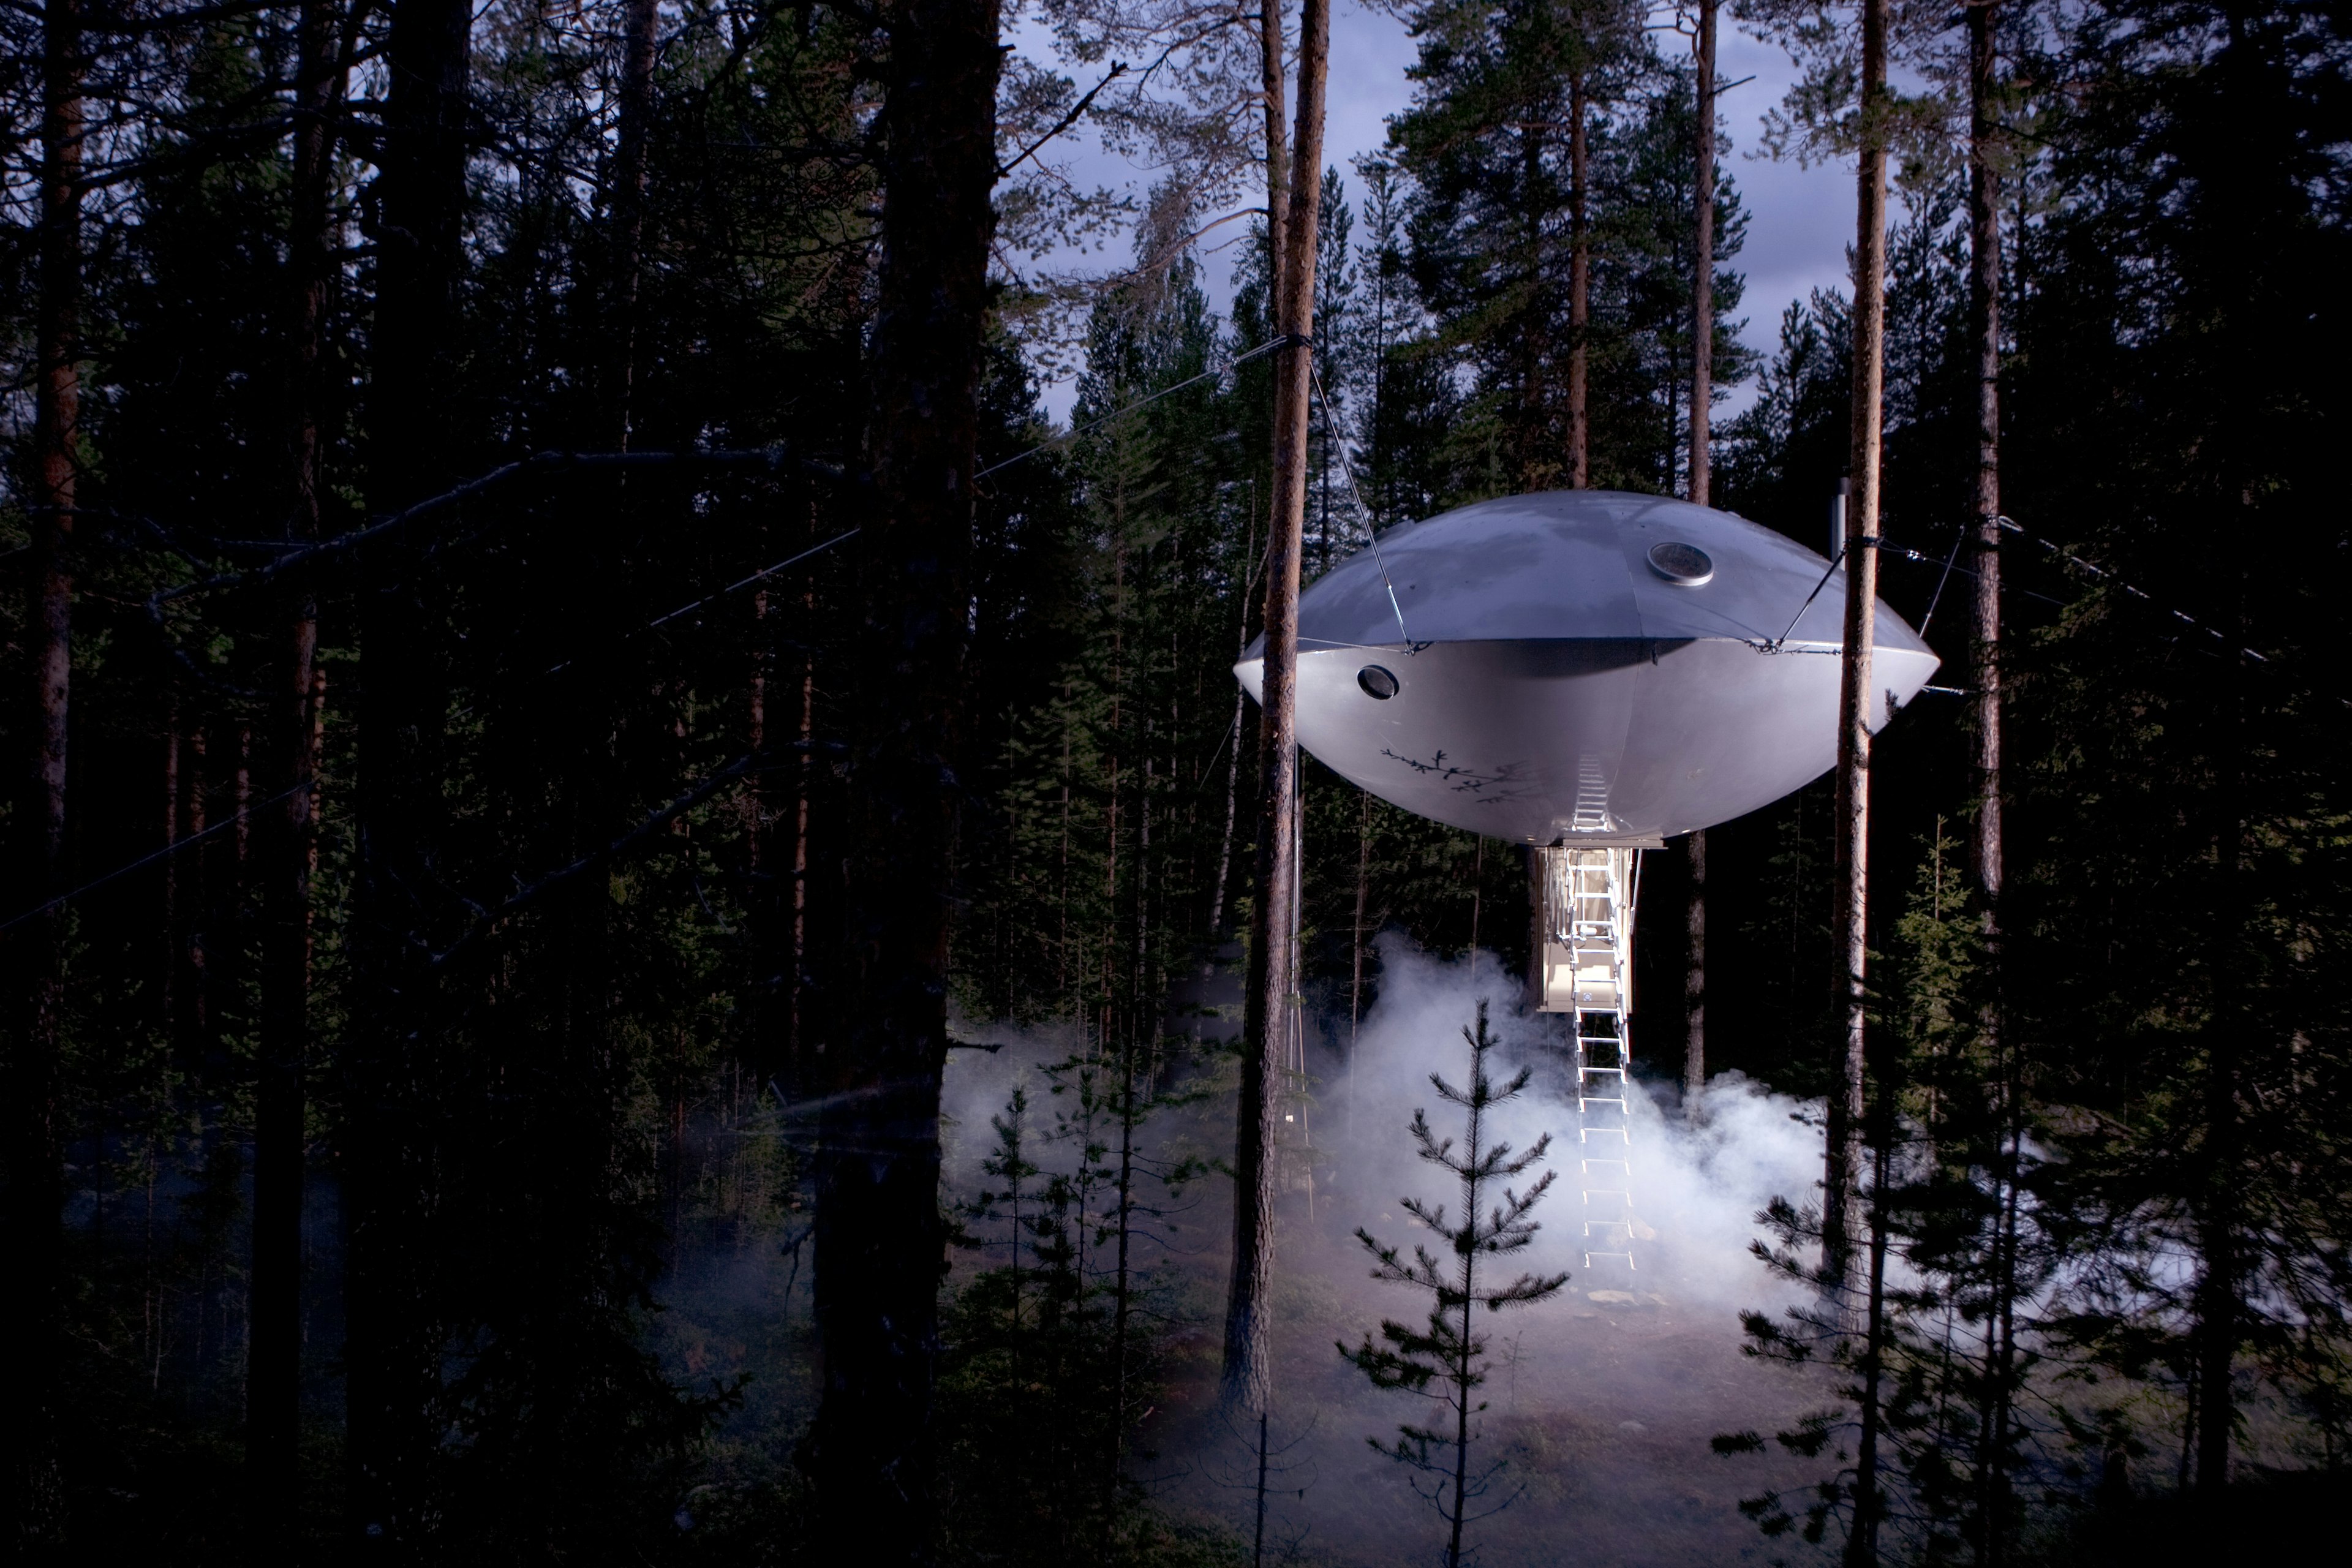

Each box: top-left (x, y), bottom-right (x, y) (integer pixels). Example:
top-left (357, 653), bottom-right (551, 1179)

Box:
top-left (1762, 544), bottom-right (1855, 650)
top-left (0, 736), bottom-right (846, 949)
top-left (425, 747), bottom-right (837, 969)
top-left (1991, 516), bottom-right (2267, 660)
top-left (1996, 516), bottom-right (2350, 712)
top-left (1954, 515), bottom-right (2344, 709)
top-left (144, 445), bottom-right (845, 616)
top-left (1879, 538), bottom-right (2067, 610)
top-left (26, 524), bottom-right (935, 943)
top-left (1306, 363), bottom-right (1414, 647)
top-left (0, 780), bottom-right (315, 936)
top-left (1766, 531), bottom-right (2127, 648)
top-left (1917, 518), bottom-right (1966, 636)
top-left (1757, 512), bottom-right (2346, 712)
top-left (22, 481), bottom-right (861, 934)
top-left (31, 364), bottom-right (1449, 936)
top-left (974, 336), bottom-right (1288, 481)
top-left (445, 525), bottom-right (863, 724)
top-left (533, 526), bottom-right (861, 684)
top-left (138, 445), bottom-right (849, 695)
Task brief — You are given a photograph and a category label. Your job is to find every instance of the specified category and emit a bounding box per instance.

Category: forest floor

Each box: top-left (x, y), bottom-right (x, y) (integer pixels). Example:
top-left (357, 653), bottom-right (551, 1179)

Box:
top-left (1145, 1218), bottom-right (1833, 1567)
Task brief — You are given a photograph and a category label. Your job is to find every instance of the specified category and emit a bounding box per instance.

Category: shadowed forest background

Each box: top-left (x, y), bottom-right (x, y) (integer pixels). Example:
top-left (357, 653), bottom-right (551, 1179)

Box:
top-left (2, 0), bottom-right (2350, 1564)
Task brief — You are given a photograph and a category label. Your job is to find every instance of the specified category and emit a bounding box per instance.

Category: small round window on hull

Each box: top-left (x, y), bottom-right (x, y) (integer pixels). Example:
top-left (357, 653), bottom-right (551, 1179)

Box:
top-left (1646, 541), bottom-right (1714, 586)
top-left (1357, 665), bottom-right (1400, 700)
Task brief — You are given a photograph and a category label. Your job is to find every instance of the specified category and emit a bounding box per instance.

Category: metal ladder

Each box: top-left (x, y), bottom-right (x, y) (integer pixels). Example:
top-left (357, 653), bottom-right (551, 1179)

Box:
top-left (1535, 846), bottom-right (1643, 1272)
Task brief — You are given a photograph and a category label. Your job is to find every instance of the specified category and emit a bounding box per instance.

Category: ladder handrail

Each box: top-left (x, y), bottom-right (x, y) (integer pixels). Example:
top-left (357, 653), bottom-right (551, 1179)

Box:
top-left (1537, 842), bottom-right (1645, 1275)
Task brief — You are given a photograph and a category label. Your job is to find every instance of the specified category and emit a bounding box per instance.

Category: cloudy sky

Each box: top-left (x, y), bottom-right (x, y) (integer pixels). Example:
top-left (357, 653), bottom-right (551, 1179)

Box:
top-left (1023, 2), bottom-right (1859, 425)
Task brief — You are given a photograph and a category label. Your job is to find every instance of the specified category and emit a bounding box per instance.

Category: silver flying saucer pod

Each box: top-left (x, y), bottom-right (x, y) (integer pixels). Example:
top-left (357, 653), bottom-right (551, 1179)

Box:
top-left (1236, 490), bottom-right (1940, 844)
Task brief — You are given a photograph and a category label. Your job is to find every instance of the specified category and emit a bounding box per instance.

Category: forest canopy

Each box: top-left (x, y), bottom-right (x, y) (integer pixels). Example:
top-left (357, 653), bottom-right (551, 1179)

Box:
top-left (2, 0), bottom-right (2348, 1563)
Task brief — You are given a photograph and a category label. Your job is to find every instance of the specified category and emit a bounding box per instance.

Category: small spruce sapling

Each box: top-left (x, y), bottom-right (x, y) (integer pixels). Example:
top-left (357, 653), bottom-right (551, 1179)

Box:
top-left (970, 1085), bottom-right (1041, 1338)
top-left (1341, 1000), bottom-right (1569, 1568)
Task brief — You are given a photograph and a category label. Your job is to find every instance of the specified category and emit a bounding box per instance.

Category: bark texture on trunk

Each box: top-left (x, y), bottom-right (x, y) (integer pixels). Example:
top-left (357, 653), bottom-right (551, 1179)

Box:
top-left (349, 0), bottom-right (472, 1547)
top-left (790, 612), bottom-right (815, 1078)
top-left (12, 0), bottom-right (83, 1544)
top-left (249, 0), bottom-right (345, 1512)
top-left (1689, 0), bottom-right (1716, 510)
top-left (1566, 67), bottom-right (1590, 489)
top-left (611, 0), bottom-right (659, 443)
top-left (1823, 0), bottom-right (1890, 1313)
top-left (248, 615), bottom-right (320, 1509)
top-left (162, 726), bottom-right (181, 1015)
top-left (1967, 0), bottom-right (2003, 943)
top-left (2194, 608), bottom-right (2249, 1496)
top-left (184, 731), bottom-right (212, 1054)
top-left (1259, 0), bottom-right (1289, 298)
top-left (1966, 15), bottom-right (2019, 1521)
top-left (802, 1), bottom-right (1000, 1558)
top-left (1221, 0), bottom-right (1329, 1417)
top-left (1845, 1134), bottom-right (1894, 1567)
top-left (1683, 829), bottom-right (1706, 1111)
top-left (2193, 1034), bottom-right (2237, 1493)
top-left (1683, 10), bottom-right (1713, 1104)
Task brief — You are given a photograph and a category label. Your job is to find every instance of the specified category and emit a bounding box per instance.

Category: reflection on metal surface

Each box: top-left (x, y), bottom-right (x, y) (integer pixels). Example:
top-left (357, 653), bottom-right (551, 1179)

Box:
top-left (1237, 489), bottom-right (1939, 844)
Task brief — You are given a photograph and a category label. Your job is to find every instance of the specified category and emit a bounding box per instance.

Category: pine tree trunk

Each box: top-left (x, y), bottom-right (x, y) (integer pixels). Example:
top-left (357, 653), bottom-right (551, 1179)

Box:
top-left (347, 0), bottom-right (473, 1545)
top-left (1354, 796), bottom-right (1370, 1037)
top-left (250, 621), bottom-right (318, 1521)
top-left (1690, 0), bottom-right (1716, 510)
top-left (1683, 829), bottom-right (1706, 1114)
top-left (1518, 125), bottom-right (1548, 491)
top-left (1258, 0), bottom-right (1289, 301)
top-left (235, 726), bottom-right (254, 865)
top-left (804, 1), bottom-right (1000, 1556)
top-left (1566, 67), bottom-right (1590, 489)
top-left (185, 730), bottom-right (211, 1052)
top-left (2193, 1080), bottom-right (2237, 1493)
top-left (1823, 0), bottom-right (1890, 1315)
top-left (1207, 518), bottom-right (1254, 943)
top-left (748, 586), bottom-right (771, 1038)
top-left (1210, 698), bottom-right (1242, 939)
top-left (11, 0), bottom-right (83, 1540)
top-left (1966, 8), bottom-right (2018, 1534)
top-left (1525, 844), bottom-right (1543, 1008)
top-left (611, 0), bottom-right (658, 444)
top-left (1223, 0), bottom-right (1329, 1416)
top-left (249, 3), bottom-right (344, 1513)
top-left (2193, 624), bottom-right (2250, 1495)
top-left (162, 724), bottom-right (181, 1020)
top-left (790, 603), bottom-right (815, 1081)
top-left (1678, 7), bottom-right (1717, 1088)
top-left (1845, 1133), bottom-right (1894, 1567)
top-left (1105, 1036), bottom-right (1139, 1521)
top-left (1967, 0), bottom-right (2002, 938)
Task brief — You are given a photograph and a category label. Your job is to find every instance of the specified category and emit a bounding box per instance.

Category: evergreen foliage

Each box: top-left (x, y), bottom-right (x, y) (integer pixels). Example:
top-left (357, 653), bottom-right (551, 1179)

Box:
top-left (1, 0), bottom-right (2349, 1559)
top-left (1342, 1001), bottom-right (1569, 1567)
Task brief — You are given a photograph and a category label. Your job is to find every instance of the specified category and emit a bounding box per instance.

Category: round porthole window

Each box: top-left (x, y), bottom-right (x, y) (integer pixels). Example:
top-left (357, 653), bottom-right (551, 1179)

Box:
top-left (1646, 540), bottom-right (1714, 586)
top-left (1357, 665), bottom-right (1400, 700)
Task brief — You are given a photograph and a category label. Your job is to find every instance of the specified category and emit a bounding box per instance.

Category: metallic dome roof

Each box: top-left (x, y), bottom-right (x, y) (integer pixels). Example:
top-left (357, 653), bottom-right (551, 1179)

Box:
top-left (1239, 490), bottom-right (1939, 843)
